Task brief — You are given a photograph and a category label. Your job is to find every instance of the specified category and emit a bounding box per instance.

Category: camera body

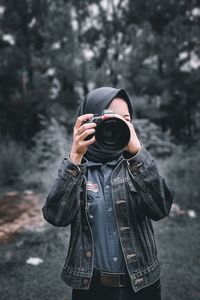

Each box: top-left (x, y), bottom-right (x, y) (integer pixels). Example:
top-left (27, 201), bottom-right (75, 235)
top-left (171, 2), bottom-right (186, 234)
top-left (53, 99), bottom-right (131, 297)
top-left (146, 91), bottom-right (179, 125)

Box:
top-left (84, 110), bottom-right (130, 152)
top-left (84, 109), bottom-right (114, 125)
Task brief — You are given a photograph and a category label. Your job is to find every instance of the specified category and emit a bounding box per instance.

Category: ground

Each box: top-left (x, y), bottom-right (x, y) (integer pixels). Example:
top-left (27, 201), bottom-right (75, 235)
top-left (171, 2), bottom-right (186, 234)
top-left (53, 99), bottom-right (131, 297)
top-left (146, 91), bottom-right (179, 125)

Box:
top-left (0, 191), bottom-right (199, 300)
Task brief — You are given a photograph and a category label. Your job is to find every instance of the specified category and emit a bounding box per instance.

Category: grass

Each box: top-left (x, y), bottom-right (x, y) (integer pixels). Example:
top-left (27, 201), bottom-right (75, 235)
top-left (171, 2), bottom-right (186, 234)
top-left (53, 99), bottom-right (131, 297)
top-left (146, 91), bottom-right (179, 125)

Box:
top-left (156, 142), bottom-right (200, 212)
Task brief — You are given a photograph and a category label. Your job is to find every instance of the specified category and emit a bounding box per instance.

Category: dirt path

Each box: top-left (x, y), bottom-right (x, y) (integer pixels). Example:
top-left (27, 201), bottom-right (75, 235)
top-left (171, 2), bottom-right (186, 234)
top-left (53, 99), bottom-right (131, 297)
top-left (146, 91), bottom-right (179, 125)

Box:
top-left (0, 191), bottom-right (45, 244)
top-left (0, 192), bottom-right (199, 300)
top-left (0, 191), bottom-right (71, 300)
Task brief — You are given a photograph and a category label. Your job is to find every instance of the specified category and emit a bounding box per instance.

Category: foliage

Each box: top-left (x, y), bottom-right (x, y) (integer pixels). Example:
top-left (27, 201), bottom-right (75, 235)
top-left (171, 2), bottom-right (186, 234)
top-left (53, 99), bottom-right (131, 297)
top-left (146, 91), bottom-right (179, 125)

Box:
top-left (0, 136), bottom-right (29, 187)
top-left (134, 118), bottom-right (174, 157)
top-left (0, 115), bottom-right (72, 192)
top-left (21, 115), bottom-right (72, 192)
top-left (156, 140), bottom-right (200, 211)
top-left (0, 0), bottom-right (200, 145)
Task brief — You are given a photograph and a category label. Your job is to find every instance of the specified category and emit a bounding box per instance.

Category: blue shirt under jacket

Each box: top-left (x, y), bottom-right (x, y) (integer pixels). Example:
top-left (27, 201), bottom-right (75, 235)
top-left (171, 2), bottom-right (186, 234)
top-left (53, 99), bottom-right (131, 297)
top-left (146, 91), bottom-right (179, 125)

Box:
top-left (86, 155), bottom-right (126, 273)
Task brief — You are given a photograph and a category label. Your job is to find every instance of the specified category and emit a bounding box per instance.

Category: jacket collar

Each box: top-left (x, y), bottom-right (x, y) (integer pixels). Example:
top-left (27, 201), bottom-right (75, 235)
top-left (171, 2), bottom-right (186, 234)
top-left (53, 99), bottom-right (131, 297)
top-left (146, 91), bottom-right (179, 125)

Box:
top-left (86, 154), bottom-right (123, 167)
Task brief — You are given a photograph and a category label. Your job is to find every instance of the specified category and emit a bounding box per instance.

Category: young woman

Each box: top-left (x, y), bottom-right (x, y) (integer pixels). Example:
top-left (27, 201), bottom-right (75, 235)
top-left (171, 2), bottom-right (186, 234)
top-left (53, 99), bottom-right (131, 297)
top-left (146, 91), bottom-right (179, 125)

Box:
top-left (42, 87), bottom-right (175, 300)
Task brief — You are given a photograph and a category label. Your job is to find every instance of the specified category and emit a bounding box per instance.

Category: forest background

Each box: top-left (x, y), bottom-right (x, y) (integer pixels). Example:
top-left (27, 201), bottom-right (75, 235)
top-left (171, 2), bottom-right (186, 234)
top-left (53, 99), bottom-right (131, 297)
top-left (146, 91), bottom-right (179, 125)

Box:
top-left (0, 1), bottom-right (200, 300)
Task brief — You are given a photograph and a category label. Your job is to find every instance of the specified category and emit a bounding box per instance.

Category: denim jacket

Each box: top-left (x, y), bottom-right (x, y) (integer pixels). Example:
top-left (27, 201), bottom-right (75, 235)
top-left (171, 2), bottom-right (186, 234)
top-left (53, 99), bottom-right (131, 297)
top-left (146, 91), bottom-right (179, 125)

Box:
top-left (42, 146), bottom-right (175, 292)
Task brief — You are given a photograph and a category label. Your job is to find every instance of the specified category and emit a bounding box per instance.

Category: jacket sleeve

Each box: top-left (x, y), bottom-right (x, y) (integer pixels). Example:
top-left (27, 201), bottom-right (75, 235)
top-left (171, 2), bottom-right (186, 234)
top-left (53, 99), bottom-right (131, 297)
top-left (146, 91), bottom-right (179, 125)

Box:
top-left (126, 145), bottom-right (175, 221)
top-left (42, 156), bottom-right (87, 227)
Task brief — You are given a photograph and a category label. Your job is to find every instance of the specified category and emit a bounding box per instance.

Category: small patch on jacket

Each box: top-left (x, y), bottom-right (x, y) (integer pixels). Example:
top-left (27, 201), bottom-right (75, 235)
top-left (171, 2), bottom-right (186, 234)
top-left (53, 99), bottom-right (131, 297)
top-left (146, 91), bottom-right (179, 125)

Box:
top-left (87, 181), bottom-right (99, 192)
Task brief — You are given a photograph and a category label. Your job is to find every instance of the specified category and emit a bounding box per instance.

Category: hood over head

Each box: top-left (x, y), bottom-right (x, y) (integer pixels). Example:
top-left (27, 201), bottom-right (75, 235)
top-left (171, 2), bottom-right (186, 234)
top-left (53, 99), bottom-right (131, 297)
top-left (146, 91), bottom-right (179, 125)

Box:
top-left (78, 87), bottom-right (133, 118)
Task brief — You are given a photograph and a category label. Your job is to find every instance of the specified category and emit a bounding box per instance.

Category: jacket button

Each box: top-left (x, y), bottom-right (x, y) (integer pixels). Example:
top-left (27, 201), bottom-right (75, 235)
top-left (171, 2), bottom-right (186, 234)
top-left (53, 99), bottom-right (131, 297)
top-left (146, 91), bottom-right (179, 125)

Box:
top-left (86, 251), bottom-right (92, 258)
top-left (83, 278), bottom-right (89, 285)
top-left (127, 253), bottom-right (137, 259)
top-left (116, 199), bottom-right (126, 205)
top-left (120, 226), bottom-right (130, 231)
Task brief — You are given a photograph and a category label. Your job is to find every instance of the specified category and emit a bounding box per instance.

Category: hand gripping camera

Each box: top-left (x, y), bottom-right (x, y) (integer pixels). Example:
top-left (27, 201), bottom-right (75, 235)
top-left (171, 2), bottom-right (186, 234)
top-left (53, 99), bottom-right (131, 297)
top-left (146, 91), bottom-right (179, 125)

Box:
top-left (84, 110), bottom-right (130, 152)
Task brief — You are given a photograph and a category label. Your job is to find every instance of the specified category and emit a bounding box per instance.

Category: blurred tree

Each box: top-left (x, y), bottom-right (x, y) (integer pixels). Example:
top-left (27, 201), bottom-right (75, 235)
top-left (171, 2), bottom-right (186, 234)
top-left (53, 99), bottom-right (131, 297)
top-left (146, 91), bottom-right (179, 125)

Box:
top-left (0, 0), bottom-right (199, 145)
top-left (0, 0), bottom-right (49, 143)
top-left (72, 0), bottom-right (129, 87)
top-left (0, 0), bottom-right (81, 143)
top-left (124, 0), bottom-right (200, 143)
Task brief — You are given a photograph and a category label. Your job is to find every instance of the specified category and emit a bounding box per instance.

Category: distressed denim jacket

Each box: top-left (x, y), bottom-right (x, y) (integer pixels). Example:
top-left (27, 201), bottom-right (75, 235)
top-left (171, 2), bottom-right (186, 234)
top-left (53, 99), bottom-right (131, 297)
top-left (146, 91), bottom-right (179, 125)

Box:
top-left (42, 146), bottom-right (175, 292)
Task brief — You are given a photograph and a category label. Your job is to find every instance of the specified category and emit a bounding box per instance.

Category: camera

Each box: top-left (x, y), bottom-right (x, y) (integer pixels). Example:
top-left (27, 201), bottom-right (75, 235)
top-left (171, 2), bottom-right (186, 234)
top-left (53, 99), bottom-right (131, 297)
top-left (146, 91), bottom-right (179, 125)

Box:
top-left (84, 110), bottom-right (130, 152)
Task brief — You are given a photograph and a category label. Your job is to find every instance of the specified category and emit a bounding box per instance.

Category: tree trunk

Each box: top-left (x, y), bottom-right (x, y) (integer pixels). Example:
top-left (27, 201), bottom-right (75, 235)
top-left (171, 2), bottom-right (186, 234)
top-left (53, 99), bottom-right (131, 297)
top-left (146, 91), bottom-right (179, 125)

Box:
top-left (186, 94), bottom-right (192, 147)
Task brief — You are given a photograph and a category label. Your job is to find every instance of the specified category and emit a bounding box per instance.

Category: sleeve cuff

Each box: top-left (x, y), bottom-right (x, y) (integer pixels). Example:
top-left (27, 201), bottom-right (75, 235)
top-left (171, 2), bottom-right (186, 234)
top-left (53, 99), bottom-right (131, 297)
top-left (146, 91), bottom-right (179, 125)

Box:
top-left (59, 155), bottom-right (87, 177)
top-left (123, 142), bottom-right (143, 160)
top-left (127, 145), bottom-right (152, 165)
top-left (130, 142), bottom-right (144, 159)
top-left (125, 144), bottom-right (153, 174)
top-left (66, 154), bottom-right (88, 175)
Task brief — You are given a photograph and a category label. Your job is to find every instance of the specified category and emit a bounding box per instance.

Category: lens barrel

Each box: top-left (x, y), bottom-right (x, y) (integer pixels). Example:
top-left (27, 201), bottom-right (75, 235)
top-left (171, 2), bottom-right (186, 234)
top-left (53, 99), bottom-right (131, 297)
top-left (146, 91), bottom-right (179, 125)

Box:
top-left (95, 117), bottom-right (130, 152)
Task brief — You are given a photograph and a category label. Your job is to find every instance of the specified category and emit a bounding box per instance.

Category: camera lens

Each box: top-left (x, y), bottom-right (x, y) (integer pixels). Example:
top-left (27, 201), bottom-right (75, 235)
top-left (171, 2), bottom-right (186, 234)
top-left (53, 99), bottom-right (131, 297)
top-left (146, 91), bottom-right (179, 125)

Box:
top-left (95, 117), bottom-right (130, 151)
